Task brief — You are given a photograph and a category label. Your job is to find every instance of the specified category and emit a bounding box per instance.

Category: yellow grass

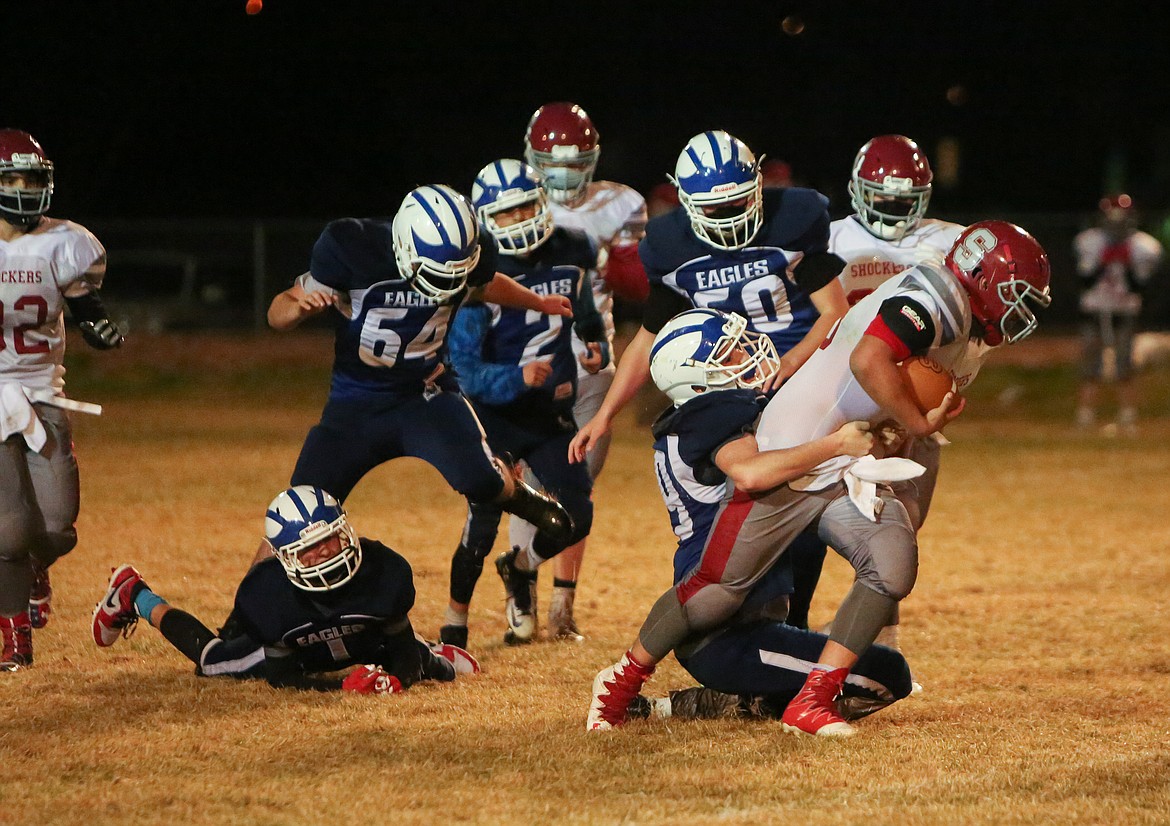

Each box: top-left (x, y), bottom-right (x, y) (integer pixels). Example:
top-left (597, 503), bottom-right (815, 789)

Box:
top-left (3, 331), bottom-right (1170, 825)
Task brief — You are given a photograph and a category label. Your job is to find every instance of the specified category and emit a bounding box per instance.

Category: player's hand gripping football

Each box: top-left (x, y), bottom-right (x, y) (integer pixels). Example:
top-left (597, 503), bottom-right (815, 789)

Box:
top-left (923, 391), bottom-right (966, 435)
top-left (342, 664), bottom-right (403, 695)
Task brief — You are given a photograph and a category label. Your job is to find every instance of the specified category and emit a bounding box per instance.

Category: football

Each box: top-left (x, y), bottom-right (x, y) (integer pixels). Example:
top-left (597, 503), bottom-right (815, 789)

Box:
top-left (898, 356), bottom-right (955, 413)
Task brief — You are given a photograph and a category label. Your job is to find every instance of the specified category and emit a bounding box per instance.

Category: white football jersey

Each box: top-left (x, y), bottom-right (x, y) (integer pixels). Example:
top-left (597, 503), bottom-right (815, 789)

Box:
top-left (756, 262), bottom-right (988, 491)
top-left (551, 180), bottom-right (646, 361)
top-left (832, 215), bottom-right (964, 307)
top-left (0, 218), bottom-right (106, 392)
top-left (1074, 227), bottom-right (1163, 315)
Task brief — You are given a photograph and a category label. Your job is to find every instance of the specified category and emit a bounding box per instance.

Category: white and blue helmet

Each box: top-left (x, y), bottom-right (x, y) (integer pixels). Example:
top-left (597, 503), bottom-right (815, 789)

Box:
top-left (649, 309), bottom-right (780, 406)
top-left (392, 184), bottom-right (482, 302)
top-left (471, 159), bottom-right (553, 255)
top-left (669, 130), bottom-right (763, 251)
top-left (264, 486), bottom-right (362, 592)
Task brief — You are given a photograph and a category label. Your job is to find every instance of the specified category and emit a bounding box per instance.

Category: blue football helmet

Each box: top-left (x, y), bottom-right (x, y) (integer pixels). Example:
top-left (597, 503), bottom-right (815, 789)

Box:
top-left (669, 131), bottom-right (763, 251)
top-left (471, 159), bottom-right (553, 255)
top-left (649, 309), bottom-right (780, 405)
top-left (264, 486), bottom-right (362, 592)
top-left (392, 184), bottom-right (482, 302)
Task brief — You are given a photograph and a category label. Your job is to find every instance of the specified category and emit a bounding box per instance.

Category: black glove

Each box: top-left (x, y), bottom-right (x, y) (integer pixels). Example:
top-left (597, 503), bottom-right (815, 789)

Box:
top-left (79, 319), bottom-right (124, 350)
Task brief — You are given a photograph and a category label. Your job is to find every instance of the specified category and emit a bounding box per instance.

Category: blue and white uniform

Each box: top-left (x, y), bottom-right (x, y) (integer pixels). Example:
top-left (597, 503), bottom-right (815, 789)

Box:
top-left (201, 539), bottom-right (454, 687)
top-left (447, 228), bottom-right (600, 573)
top-left (650, 390), bottom-right (912, 710)
top-left (287, 217), bottom-right (504, 504)
top-left (639, 187), bottom-right (838, 346)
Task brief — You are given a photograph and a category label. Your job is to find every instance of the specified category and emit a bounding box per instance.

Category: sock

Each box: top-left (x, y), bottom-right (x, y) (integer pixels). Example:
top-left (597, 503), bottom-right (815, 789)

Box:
top-left (157, 609), bottom-right (217, 665)
top-left (551, 580), bottom-right (576, 617)
top-left (515, 546), bottom-right (543, 573)
top-left (443, 606), bottom-right (468, 628)
top-left (134, 588), bottom-right (167, 625)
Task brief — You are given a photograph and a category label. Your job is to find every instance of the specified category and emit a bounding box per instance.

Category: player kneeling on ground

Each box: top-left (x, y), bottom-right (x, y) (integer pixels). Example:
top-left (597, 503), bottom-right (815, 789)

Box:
top-left (92, 486), bottom-right (479, 692)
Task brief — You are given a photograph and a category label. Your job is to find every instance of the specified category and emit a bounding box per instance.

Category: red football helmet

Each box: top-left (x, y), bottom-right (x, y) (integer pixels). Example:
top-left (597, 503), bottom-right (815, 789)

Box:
top-left (849, 135), bottom-right (932, 241)
top-left (524, 102), bottom-right (599, 205)
top-left (0, 129), bottom-right (53, 226)
top-left (945, 220), bottom-right (1052, 346)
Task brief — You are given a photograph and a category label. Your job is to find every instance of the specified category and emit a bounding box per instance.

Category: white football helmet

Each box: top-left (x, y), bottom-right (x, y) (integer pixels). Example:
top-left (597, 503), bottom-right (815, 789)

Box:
top-left (650, 309), bottom-right (780, 406)
top-left (669, 131), bottom-right (763, 250)
top-left (392, 184), bottom-right (482, 302)
top-left (264, 486), bottom-right (362, 592)
top-left (471, 159), bottom-right (553, 255)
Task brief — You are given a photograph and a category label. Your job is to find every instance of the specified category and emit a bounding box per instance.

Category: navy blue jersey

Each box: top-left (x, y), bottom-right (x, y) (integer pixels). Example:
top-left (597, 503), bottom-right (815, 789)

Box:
top-left (449, 227), bottom-right (598, 426)
top-left (640, 187), bottom-right (833, 355)
top-left (233, 539), bottom-right (415, 675)
top-left (308, 218), bottom-right (499, 400)
top-left (651, 390), bottom-right (766, 581)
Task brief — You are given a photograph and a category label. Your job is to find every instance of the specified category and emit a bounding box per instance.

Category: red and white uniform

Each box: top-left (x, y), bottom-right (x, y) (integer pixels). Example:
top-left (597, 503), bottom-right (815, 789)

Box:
top-left (756, 262), bottom-right (990, 491)
top-left (832, 215), bottom-right (963, 308)
top-left (0, 218), bottom-right (105, 394)
top-left (551, 180), bottom-right (647, 369)
top-left (1074, 226), bottom-right (1162, 316)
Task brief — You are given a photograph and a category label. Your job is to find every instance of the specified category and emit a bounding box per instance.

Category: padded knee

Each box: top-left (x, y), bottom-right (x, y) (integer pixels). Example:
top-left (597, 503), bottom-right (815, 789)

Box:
top-left (449, 543), bottom-right (488, 604)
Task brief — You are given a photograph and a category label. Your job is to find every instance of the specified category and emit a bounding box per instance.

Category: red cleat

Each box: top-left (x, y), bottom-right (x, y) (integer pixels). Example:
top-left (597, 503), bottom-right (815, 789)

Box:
top-left (781, 668), bottom-right (857, 738)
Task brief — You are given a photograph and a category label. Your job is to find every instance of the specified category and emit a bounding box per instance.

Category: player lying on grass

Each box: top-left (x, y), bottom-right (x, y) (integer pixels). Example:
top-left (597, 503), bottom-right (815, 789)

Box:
top-left (92, 486), bottom-right (478, 693)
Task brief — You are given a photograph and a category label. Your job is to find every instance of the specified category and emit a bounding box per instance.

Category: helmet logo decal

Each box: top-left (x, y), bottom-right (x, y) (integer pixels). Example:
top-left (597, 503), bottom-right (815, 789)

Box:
top-left (951, 227), bottom-right (998, 272)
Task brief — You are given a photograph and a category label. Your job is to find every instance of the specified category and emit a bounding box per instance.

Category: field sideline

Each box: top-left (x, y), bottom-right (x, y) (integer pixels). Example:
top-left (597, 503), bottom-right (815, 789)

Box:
top-left (3, 330), bottom-right (1169, 825)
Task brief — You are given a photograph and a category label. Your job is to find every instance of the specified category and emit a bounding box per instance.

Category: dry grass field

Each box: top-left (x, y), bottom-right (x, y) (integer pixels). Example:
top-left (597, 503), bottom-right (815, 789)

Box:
top-left (3, 329), bottom-right (1170, 825)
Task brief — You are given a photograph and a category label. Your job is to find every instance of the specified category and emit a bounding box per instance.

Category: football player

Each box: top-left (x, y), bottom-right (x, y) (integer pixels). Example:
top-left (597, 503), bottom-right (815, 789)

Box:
top-left (567, 131), bottom-right (849, 628)
top-left (442, 160), bottom-right (605, 647)
top-left (586, 308), bottom-right (882, 731)
top-left (1074, 193), bottom-right (1163, 435)
top-left (569, 129), bottom-right (849, 466)
top-left (263, 185), bottom-right (576, 570)
top-left (0, 129), bottom-right (124, 672)
top-left (786, 135), bottom-right (966, 633)
top-left (503, 102), bottom-right (649, 641)
top-left (589, 222), bottom-right (1051, 736)
top-left (92, 486), bottom-right (479, 692)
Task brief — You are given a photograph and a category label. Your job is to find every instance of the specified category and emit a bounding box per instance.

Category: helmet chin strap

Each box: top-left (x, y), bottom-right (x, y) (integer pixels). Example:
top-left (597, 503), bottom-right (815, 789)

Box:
top-left (0, 212), bottom-right (39, 231)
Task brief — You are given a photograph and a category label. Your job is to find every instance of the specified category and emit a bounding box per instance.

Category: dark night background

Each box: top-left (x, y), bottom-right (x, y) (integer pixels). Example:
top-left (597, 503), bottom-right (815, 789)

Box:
top-left (4, 1), bottom-right (1169, 324)
top-left (7, 0), bottom-right (1169, 218)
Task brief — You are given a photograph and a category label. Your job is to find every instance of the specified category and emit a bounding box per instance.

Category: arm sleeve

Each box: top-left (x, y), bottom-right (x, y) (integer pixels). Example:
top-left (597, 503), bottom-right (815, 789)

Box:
top-left (792, 250), bottom-right (847, 293)
top-left (641, 283), bottom-right (693, 334)
top-left (865, 296), bottom-right (936, 359)
top-left (263, 646), bottom-right (344, 691)
top-left (64, 291), bottom-right (113, 323)
top-left (372, 619), bottom-right (425, 688)
top-left (448, 303), bottom-right (528, 405)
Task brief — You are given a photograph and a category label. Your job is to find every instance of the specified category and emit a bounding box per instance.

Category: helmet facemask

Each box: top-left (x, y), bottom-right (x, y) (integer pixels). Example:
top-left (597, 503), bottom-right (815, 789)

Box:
top-left (526, 144), bottom-right (598, 205)
top-left (392, 185), bottom-right (482, 303)
top-left (849, 176), bottom-right (930, 241)
top-left (0, 160), bottom-right (53, 227)
top-left (651, 310), bottom-right (780, 405)
top-left (478, 188), bottom-right (553, 255)
top-left (271, 514), bottom-right (362, 592)
top-left (674, 174), bottom-right (763, 251)
top-left (265, 487), bottom-right (363, 592)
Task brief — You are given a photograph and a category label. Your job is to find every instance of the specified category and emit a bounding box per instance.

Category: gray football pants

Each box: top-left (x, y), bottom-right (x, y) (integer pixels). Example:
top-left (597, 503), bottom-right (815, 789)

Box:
top-left (639, 483), bottom-right (918, 660)
top-left (0, 405), bottom-right (80, 616)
